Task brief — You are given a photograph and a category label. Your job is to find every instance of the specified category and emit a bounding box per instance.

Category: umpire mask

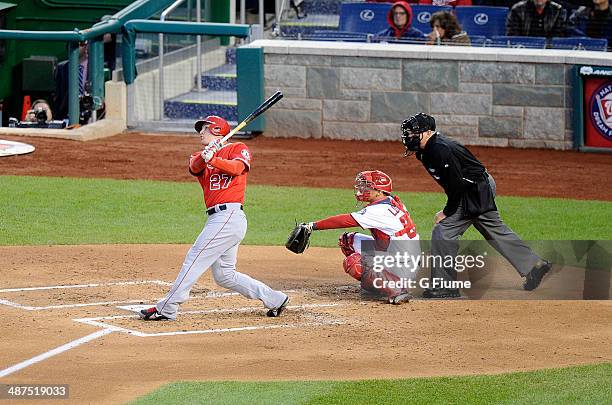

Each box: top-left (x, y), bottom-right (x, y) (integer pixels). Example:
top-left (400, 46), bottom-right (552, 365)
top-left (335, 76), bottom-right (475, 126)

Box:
top-left (401, 113), bottom-right (435, 154)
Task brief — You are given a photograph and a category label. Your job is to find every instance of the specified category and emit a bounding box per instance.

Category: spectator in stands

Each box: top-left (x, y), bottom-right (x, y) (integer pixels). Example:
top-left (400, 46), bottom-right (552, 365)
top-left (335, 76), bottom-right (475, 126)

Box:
top-left (53, 41), bottom-right (88, 120)
top-left (427, 10), bottom-right (471, 45)
top-left (101, 15), bottom-right (117, 72)
top-left (506, 0), bottom-right (566, 38)
top-left (567, 0), bottom-right (612, 44)
top-left (418, 0), bottom-right (472, 6)
top-left (377, 1), bottom-right (426, 40)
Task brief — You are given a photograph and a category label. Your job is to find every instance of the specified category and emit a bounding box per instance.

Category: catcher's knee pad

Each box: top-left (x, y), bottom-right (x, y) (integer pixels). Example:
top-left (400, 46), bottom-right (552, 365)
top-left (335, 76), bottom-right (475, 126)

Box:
top-left (338, 232), bottom-right (357, 257)
top-left (343, 252), bottom-right (363, 281)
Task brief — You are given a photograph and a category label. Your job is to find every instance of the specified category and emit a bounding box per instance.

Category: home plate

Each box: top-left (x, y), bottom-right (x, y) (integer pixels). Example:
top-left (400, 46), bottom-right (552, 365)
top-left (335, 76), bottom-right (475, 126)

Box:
top-left (0, 139), bottom-right (35, 157)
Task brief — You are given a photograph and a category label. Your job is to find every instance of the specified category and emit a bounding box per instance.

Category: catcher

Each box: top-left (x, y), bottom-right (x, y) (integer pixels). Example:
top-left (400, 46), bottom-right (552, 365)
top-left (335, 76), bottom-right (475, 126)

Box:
top-left (287, 170), bottom-right (420, 304)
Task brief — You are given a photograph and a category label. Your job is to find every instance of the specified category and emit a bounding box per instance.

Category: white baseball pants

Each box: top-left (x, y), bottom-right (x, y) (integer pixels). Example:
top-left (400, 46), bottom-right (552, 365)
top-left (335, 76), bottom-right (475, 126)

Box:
top-left (156, 204), bottom-right (287, 320)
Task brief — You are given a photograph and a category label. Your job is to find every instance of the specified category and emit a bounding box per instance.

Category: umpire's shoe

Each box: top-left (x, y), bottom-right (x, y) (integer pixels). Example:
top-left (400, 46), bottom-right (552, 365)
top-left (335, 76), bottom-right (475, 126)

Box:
top-left (267, 296), bottom-right (289, 317)
top-left (139, 307), bottom-right (171, 321)
top-left (422, 288), bottom-right (461, 299)
top-left (523, 260), bottom-right (552, 291)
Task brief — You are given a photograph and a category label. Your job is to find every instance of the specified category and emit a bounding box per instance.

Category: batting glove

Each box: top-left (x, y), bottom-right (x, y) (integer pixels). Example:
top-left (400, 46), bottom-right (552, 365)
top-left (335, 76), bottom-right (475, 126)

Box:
top-left (201, 148), bottom-right (215, 163)
top-left (207, 139), bottom-right (224, 152)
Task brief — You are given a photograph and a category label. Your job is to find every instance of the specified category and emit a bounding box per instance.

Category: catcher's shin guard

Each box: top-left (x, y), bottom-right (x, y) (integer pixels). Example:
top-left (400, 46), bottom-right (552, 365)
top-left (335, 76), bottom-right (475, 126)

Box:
top-left (343, 252), bottom-right (363, 281)
top-left (338, 232), bottom-right (357, 257)
top-left (360, 267), bottom-right (409, 299)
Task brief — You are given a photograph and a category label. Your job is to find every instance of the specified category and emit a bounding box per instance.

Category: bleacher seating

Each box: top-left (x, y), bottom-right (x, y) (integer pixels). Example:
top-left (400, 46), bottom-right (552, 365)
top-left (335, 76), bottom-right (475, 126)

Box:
top-left (455, 6), bottom-right (508, 38)
top-left (469, 35), bottom-right (488, 47)
top-left (410, 5), bottom-right (453, 34)
top-left (303, 33), bottom-right (370, 42)
top-left (338, 2), bottom-right (391, 34)
top-left (491, 36), bottom-right (547, 49)
top-left (551, 37), bottom-right (608, 52)
top-left (284, 1), bottom-right (610, 52)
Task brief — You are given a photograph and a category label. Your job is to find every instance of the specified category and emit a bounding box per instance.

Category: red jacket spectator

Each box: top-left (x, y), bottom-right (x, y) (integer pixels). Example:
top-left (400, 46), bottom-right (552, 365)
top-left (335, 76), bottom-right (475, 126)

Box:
top-left (377, 1), bottom-right (426, 39)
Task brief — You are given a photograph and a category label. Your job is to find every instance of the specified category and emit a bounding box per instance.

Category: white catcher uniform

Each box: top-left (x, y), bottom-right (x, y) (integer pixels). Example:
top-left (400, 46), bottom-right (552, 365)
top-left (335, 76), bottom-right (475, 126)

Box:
top-left (153, 142), bottom-right (287, 320)
top-left (349, 196), bottom-right (421, 280)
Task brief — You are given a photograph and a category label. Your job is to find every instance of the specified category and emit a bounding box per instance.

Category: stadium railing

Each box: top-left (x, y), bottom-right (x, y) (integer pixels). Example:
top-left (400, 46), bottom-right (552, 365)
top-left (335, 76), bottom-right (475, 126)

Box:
top-left (551, 36), bottom-right (608, 52)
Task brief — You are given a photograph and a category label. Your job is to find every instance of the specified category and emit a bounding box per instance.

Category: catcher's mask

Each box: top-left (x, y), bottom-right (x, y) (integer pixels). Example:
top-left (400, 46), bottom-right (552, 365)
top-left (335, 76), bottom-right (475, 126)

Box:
top-left (355, 170), bottom-right (393, 202)
top-left (194, 115), bottom-right (231, 136)
top-left (401, 112), bottom-right (436, 154)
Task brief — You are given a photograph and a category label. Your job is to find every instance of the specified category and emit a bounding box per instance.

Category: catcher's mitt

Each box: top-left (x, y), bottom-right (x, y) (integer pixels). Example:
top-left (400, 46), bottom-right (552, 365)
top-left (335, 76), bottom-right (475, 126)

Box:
top-left (286, 222), bottom-right (313, 254)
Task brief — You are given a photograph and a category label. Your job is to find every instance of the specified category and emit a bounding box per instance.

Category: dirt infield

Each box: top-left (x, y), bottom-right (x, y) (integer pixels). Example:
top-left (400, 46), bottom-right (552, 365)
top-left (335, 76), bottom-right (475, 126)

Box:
top-left (0, 133), bottom-right (611, 404)
top-left (0, 245), bottom-right (611, 404)
top-left (0, 133), bottom-right (611, 200)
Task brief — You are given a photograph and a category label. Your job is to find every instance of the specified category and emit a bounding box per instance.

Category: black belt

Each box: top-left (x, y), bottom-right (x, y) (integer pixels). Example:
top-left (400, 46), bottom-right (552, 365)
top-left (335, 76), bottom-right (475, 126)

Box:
top-left (206, 204), bottom-right (243, 216)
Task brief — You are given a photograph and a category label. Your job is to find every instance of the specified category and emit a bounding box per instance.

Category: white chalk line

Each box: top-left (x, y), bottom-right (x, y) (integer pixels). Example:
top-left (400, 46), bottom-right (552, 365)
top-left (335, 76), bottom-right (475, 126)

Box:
top-left (0, 280), bottom-right (172, 293)
top-left (0, 280), bottom-right (173, 310)
top-left (74, 303), bottom-right (343, 337)
top-left (0, 329), bottom-right (114, 379)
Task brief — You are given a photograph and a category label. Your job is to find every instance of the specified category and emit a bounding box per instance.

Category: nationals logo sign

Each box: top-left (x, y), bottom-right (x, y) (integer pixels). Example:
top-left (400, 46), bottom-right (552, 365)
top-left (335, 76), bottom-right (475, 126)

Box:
top-left (0, 140), bottom-right (35, 157)
top-left (589, 82), bottom-right (612, 140)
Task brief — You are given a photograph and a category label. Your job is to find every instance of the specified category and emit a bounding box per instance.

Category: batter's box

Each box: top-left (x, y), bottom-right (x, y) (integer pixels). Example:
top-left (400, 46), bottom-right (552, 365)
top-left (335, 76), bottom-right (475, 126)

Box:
top-left (73, 303), bottom-right (344, 337)
top-left (0, 281), bottom-right (173, 311)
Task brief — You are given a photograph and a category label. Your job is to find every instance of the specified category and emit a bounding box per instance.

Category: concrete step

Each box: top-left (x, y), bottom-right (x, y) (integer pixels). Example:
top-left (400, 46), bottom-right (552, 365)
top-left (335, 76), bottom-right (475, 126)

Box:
top-left (199, 63), bottom-right (236, 91)
top-left (164, 89), bottom-right (237, 121)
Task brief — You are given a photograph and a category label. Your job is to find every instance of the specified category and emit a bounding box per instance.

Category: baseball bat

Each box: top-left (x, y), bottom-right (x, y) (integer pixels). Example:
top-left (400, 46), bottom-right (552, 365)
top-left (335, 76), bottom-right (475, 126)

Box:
top-left (219, 90), bottom-right (283, 144)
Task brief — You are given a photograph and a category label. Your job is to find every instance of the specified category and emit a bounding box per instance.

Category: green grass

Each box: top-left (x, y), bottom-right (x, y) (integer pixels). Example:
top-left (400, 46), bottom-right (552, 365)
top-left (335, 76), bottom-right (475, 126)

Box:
top-left (0, 175), bottom-right (610, 246)
top-left (128, 362), bottom-right (612, 405)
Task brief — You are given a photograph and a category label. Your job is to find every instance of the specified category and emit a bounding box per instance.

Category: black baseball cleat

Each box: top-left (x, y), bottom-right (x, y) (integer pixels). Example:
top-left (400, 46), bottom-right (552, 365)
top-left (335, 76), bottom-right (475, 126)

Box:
top-left (267, 296), bottom-right (289, 317)
top-left (422, 288), bottom-right (461, 299)
top-left (389, 292), bottom-right (412, 305)
top-left (139, 307), bottom-right (171, 321)
top-left (523, 260), bottom-right (552, 291)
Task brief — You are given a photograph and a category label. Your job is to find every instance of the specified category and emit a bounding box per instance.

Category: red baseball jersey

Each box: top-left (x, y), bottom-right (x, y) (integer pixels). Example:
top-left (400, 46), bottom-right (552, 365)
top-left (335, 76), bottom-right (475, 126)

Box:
top-left (190, 142), bottom-right (252, 208)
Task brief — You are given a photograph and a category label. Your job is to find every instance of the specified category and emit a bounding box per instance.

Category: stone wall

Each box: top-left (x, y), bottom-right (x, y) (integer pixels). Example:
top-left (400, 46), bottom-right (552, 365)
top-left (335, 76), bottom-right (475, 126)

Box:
top-left (250, 40), bottom-right (612, 150)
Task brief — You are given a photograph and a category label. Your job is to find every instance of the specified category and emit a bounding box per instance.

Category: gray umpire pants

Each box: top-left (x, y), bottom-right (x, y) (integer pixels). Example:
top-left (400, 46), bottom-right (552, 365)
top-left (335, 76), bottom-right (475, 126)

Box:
top-left (431, 174), bottom-right (541, 281)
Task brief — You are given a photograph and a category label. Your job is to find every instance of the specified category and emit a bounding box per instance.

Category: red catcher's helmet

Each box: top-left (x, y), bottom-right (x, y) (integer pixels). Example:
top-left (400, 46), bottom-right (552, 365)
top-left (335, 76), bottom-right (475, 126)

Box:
top-left (194, 115), bottom-right (231, 136)
top-left (355, 170), bottom-right (393, 202)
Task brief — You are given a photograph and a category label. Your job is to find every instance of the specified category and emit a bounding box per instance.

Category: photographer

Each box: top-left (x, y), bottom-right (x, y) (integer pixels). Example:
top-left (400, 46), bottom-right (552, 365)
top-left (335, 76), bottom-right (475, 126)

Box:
top-left (9, 98), bottom-right (66, 129)
top-left (24, 99), bottom-right (53, 125)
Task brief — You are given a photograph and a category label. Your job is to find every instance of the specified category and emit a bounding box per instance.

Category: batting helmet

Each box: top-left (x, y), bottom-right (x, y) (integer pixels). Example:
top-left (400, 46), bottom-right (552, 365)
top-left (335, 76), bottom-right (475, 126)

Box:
top-left (194, 115), bottom-right (231, 136)
top-left (355, 170), bottom-right (393, 202)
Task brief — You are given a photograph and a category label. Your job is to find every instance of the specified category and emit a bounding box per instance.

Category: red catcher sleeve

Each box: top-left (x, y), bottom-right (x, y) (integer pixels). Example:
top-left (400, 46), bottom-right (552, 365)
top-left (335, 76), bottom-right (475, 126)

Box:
top-left (314, 214), bottom-right (359, 230)
top-left (209, 156), bottom-right (246, 176)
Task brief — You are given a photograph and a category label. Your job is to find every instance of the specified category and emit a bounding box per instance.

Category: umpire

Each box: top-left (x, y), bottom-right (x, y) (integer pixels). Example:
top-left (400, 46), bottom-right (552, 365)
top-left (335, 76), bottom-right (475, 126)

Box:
top-left (401, 113), bottom-right (551, 298)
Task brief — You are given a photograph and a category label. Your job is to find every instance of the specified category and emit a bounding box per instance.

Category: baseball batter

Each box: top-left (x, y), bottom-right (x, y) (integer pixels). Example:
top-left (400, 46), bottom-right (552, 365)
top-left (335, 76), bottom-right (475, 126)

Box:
top-left (301, 170), bottom-right (421, 304)
top-left (140, 115), bottom-right (289, 321)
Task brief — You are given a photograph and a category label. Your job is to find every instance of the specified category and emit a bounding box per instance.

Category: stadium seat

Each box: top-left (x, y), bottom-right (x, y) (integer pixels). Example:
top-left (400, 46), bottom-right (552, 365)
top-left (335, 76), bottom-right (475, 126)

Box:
top-left (469, 35), bottom-right (488, 47)
top-left (302, 33), bottom-right (370, 42)
top-left (410, 5), bottom-right (453, 34)
top-left (491, 36), bottom-right (547, 49)
top-left (550, 37), bottom-right (608, 52)
top-left (338, 2), bottom-right (392, 34)
top-left (455, 6), bottom-right (508, 38)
